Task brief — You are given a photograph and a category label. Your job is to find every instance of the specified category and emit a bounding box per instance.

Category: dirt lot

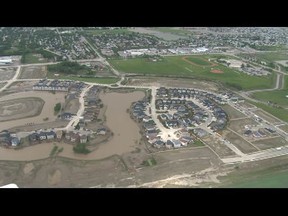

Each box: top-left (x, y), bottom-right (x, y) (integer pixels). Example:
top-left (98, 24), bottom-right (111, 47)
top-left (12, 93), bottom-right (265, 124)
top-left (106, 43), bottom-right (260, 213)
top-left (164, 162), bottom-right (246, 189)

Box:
top-left (202, 134), bottom-right (237, 157)
top-left (0, 81), bottom-right (37, 97)
top-left (251, 136), bottom-right (288, 150)
top-left (19, 66), bottom-right (47, 79)
top-left (237, 101), bottom-right (257, 109)
top-left (278, 125), bottom-right (288, 133)
top-left (0, 145), bottom-right (228, 188)
top-left (228, 118), bottom-right (258, 134)
top-left (222, 104), bottom-right (246, 120)
top-left (222, 129), bottom-right (259, 154)
top-left (126, 77), bottom-right (220, 92)
top-left (0, 67), bottom-right (16, 81)
top-left (253, 109), bottom-right (280, 124)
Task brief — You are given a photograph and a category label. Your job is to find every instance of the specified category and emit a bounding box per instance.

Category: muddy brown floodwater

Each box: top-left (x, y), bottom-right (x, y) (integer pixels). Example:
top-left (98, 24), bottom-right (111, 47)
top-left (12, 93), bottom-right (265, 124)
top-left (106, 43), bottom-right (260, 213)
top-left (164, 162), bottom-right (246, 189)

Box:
top-left (0, 91), bottom-right (66, 131)
top-left (0, 91), bottom-right (145, 161)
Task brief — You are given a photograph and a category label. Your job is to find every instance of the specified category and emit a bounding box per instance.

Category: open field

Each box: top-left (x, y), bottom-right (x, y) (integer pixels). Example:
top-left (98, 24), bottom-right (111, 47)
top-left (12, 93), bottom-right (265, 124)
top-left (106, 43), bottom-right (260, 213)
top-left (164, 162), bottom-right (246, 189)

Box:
top-left (48, 72), bottom-right (119, 84)
top-left (254, 52), bottom-right (288, 63)
top-left (279, 125), bottom-right (288, 133)
top-left (129, 27), bottom-right (187, 41)
top-left (202, 134), bottom-right (237, 157)
top-left (151, 27), bottom-right (192, 36)
top-left (218, 154), bottom-right (288, 188)
top-left (253, 109), bottom-right (281, 124)
top-left (0, 97), bottom-right (44, 122)
top-left (0, 146), bottom-right (227, 188)
top-left (251, 136), bottom-right (287, 150)
top-left (19, 66), bottom-right (47, 79)
top-left (223, 130), bottom-right (259, 154)
top-left (109, 55), bottom-right (273, 90)
top-left (135, 147), bottom-right (225, 187)
top-left (252, 90), bottom-right (288, 108)
top-left (250, 101), bottom-right (288, 123)
top-left (0, 67), bottom-right (16, 81)
top-left (222, 104), bottom-right (246, 120)
top-left (84, 28), bottom-right (130, 35)
top-left (228, 118), bottom-right (258, 133)
top-left (21, 53), bottom-right (47, 64)
top-left (126, 76), bottom-right (219, 91)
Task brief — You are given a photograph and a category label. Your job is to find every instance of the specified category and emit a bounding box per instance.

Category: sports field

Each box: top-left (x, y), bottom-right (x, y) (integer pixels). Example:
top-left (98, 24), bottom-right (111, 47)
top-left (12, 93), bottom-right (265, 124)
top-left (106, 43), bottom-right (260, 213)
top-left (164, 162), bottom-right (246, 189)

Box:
top-left (109, 55), bottom-right (274, 90)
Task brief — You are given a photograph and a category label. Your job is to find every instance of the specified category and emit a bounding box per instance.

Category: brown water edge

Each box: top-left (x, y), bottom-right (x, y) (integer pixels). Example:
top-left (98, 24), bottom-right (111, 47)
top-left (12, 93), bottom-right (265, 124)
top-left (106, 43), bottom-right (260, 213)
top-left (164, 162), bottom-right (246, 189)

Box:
top-left (0, 91), bottom-right (145, 161)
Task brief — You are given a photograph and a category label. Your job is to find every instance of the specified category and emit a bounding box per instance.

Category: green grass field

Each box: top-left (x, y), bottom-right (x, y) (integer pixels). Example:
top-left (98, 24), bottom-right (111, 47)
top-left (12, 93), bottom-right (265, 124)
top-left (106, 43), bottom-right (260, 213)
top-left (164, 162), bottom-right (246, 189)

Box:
top-left (255, 52), bottom-right (288, 63)
top-left (253, 90), bottom-right (288, 107)
top-left (151, 27), bottom-right (192, 36)
top-left (184, 56), bottom-right (213, 66)
top-left (47, 72), bottom-right (119, 84)
top-left (249, 101), bottom-right (288, 122)
top-left (21, 53), bottom-right (47, 64)
top-left (84, 28), bottom-right (130, 35)
top-left (109, 55), bottom-right (274, 90)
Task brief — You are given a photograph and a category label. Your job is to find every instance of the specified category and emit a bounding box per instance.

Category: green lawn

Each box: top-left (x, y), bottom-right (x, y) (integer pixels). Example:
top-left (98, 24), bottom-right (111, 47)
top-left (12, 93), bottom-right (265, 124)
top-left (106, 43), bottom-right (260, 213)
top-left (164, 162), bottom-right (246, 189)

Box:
top-left (255, 52), bottom-right (288, 63)
top-left (109, 55), bottom-right (274, 90)
top-left (63, 77), bottom-right (119, 84)
top-left (250, 101), bottom-right (288, 122)
top-left (185, 56), bottom-right (213, 66)
top-left (252, 90), bottom-right (288, 107)
top-left (84, 28), bottom-right (130, 35)
top-left (47, 72), bottom-right (119, 84)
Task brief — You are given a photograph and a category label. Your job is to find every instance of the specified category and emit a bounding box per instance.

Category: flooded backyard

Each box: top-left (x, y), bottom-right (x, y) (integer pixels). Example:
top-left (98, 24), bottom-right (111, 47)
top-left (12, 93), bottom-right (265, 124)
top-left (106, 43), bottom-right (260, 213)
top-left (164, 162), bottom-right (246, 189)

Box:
top-left (0, 90), bottom-right (145, 161)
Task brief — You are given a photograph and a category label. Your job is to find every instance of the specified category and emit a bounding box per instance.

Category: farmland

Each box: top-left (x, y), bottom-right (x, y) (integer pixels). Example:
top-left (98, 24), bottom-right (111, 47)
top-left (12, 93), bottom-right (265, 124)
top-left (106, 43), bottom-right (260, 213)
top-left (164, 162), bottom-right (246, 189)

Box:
top-left (109, 55), bottom-right (274, 90)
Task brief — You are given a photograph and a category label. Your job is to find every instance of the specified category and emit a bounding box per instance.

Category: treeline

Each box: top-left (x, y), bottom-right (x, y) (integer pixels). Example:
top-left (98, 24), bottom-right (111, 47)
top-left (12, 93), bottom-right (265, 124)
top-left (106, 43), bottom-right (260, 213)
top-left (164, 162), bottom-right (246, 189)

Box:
top-left (47, 61), bottom-right (90, 75)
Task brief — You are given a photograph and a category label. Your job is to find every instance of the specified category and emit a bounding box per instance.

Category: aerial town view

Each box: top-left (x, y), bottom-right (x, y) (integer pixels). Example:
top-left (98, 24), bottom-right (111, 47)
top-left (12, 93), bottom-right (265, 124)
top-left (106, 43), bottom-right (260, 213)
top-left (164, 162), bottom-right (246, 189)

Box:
top-left (1, 27), bottom-right (288, 188)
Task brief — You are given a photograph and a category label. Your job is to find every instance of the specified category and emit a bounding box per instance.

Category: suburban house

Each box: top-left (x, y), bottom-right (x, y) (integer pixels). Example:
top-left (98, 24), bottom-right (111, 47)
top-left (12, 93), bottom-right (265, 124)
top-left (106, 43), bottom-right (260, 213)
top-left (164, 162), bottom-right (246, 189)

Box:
top-left (39, 132), bottom-right (47, 140)
top-left (46, 131), bottom-right (56, 140)
top-left (56, 130), bottom-right (63, 139)
top-left (80, 135), bottom-right (88, 143)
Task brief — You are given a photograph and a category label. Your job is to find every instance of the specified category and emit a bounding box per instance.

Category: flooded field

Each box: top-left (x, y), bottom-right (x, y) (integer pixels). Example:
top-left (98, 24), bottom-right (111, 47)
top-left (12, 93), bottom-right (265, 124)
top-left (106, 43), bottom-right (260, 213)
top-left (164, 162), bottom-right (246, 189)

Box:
top-left (0, 90), bottom-right (145, 161)
top-left (0, 91), bottom-right (66, 131)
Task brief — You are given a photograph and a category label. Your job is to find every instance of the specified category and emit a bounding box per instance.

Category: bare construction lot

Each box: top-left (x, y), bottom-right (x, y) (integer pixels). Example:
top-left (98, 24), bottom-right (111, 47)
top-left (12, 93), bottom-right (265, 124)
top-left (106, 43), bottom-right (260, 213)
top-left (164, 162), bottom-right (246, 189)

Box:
top-left (222, 104), bottom-right (246, 120)
top-left (0, 67), bottom-right (16, 81)
top-left (223, 129), bottom-right (259, 153)
top-left (251, 136), bottom-right (288, 150)
top-left (0, 97), bottom-right (44, 122)
top-left (278, 125), bottom-right (288, 133)
top-left (19, 66), bottom-right (47, 79)
top-left (254, 109), bottom-right (280, 124)
top-left (202, 134), bottom-right (237, 157)
top-left (126, 77), bottom-right (219, 92)
top-left (228, 118), bottom-right (258, 134)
